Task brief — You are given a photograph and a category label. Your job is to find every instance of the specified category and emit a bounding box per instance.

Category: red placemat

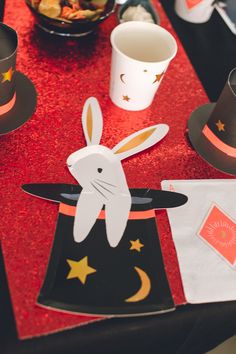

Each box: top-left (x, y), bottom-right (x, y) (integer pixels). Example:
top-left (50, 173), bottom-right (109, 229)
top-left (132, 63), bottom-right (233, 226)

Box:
top-left (0, 0), bottom-right (227, 339)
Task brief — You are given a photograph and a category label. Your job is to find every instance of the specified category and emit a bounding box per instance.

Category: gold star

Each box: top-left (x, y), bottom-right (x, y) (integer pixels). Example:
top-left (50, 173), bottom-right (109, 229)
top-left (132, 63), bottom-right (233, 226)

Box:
top-left (66, 256), bottom-right (97, 284)
top-left (130, 239), bottom-right (144, 252)
top-left (153, 72), bottom-right (164, 84)
top-left (215, 120), bottom-right (225, 132)
top-left (123, 95), bottom-right (130, 102)
top-left (1, 67), bottom-right (14, 83)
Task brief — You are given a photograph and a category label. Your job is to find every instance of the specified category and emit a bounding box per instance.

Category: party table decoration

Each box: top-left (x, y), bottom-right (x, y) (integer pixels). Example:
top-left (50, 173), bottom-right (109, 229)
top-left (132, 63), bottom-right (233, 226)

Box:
top-left (118, 0), bottom-right (160, 24)
top-left (188, 68), bottom-right (236, 176)
top-left (109, 22), bottom-right (177, 111)
top-left (25, 0), bottom-right (115, 36)
top-left (1, 0), bottom-right (213, 339)
top-left (34, 0), bottom-right (108, 21)
top-left (198, 204), bottom-right (236, 269)
top-left (0, 23), bottom-right (37, 135)
top-left (174, 0), bottom-right (215, 23)
top-left (161, 179), bottom-right (236, 304)
top-left (22, 97), bottom-right (187, 316)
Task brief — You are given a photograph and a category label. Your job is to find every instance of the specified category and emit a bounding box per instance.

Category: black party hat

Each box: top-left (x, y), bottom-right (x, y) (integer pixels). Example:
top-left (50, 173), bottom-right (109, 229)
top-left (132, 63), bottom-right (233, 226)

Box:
top-left (188, 68), bottom-right (236, 175)
top-left (0, 23), bottom-right (37, 135)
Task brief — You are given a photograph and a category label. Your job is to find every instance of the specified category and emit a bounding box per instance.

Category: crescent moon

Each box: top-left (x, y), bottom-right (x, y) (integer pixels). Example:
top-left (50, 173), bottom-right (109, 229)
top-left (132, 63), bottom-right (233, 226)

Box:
top-left (120, 74), bottom-right (126, 84)
top-left (125, 266), bottom-right (151, 302)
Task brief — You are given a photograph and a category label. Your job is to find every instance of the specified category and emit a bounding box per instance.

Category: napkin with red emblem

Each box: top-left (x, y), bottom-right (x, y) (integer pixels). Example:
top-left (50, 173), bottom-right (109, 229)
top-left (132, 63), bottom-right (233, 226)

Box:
top-left (198, 204), bottom-right (236, 268)
top-left (161, 179), bottom-right (236, 304)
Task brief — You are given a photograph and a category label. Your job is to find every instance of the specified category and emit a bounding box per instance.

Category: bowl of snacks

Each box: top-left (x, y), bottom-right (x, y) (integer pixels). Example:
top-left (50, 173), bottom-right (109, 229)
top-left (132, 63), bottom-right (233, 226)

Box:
top-left (118, 0), bottom-right (159, 24)
top-left (25, 0), bottom-right (116, 37)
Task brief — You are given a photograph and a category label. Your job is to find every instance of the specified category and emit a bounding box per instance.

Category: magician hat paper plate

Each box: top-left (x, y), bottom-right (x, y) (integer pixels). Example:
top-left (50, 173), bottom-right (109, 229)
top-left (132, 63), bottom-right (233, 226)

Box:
top-left (22, 97), bottom-right (188, 317)
top-left (188, 68), bottom-right (236, 176)
top-left (0, 23), bottom-right (37, 135)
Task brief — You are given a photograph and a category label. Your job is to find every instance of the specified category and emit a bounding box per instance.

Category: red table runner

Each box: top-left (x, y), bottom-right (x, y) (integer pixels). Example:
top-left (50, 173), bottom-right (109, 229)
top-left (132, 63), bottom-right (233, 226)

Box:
top-left (0, 0), bottom-right (227, 339)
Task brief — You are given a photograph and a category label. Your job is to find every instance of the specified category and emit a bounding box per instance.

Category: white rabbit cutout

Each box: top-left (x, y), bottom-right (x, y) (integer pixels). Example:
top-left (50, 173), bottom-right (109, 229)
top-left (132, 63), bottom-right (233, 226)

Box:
top-left (67, 97), bottom-right (169, 248)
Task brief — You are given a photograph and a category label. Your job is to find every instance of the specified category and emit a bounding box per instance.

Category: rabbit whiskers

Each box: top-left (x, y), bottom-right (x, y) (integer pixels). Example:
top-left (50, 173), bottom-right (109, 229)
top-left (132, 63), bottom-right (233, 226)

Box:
top-left (94, 180), bottom-right (116, 192)
top-left (90, 181), bottom-right (109, 200)
top-left (96, 179), bottom-right (117, 188)
top-left (90, 179), bottom-right (116, 200)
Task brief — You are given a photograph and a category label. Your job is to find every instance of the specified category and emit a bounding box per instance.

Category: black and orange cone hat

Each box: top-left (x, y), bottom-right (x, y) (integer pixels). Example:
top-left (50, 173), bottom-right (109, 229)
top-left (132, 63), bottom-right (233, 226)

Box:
top-left (188, 68), bottom-right (236, 175)
top-left (0, 23), bottom-right (37, 135)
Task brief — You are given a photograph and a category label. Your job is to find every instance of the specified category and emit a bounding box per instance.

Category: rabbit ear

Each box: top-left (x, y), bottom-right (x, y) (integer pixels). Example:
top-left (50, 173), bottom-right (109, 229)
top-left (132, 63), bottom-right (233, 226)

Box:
top-left (112, 124), bottom-right (169, 160)
top-left (82, 97), bottom-right (103, 146)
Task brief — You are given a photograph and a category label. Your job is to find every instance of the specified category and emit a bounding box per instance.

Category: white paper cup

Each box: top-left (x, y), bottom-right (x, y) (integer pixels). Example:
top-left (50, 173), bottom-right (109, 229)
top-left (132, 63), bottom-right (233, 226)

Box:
top-left (109, 22), bottom-right (177, 111)
top-left (175, 0), bottom-right (214, 23)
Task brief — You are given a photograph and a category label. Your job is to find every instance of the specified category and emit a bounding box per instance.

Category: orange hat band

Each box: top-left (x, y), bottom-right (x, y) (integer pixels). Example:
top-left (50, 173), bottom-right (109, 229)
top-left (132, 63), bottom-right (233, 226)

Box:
top-left (203, 125), bottom-right (236, 158)
top-left (0, 92), bottom-right (16, 116)
top-left (59, 203), bottom-right (155, 220)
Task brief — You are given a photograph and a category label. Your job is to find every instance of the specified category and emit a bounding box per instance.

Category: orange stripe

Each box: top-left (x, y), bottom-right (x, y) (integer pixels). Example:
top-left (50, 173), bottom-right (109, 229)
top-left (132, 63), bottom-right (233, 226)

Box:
top-left (202, 125), bottom-right (236, 158)
top-left (59, 203), bottom-right (155, 219)
top-left (0, 93), bottom-right (16, 116)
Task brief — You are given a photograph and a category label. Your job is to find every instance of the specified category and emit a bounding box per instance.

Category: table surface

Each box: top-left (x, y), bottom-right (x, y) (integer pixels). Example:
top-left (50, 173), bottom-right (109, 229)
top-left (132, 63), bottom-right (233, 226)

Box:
top-left (1, 1), bottom-right (236, 353)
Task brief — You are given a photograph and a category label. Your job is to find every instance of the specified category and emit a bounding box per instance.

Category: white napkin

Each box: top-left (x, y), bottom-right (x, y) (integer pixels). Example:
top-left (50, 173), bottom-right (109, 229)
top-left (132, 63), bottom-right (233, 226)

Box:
top-left (161, 179), bottom-right (236, 304)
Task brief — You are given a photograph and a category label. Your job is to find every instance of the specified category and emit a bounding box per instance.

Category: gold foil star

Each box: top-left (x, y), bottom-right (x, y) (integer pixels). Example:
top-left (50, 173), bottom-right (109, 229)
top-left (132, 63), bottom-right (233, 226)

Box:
top-left (66, 256), bottom-right (97, 284)
top-left (130, 239), bottom-right (144, 252)
top-left (1, 67), bottom-right (14, 83)
top-left (123, 95), bottom-right (130, 102)
top-left (215, 120), bottom-right (225, 132)
top-left (152, 72), bottom-right (164, 84)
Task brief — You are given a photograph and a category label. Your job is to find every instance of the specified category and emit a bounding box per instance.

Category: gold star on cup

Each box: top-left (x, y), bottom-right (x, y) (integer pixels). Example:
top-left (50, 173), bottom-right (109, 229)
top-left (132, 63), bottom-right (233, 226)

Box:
top-left (123, 95), bottom-right (130, 102)
top-left (66, 256), bottom-right (97, 284)
top-left (152, 72), bottom-right (164, 84)
top-left (215, 120), bottom-right (225, 132)
top-left (1, 67), bottom-right (14, 83)
top-left (130, 238), bottom-right (144, 252)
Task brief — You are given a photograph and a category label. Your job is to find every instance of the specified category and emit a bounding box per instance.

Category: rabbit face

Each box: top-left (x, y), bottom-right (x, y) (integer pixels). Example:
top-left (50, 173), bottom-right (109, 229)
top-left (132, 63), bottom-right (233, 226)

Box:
top-left (67, 145), bottom-right (128, 200)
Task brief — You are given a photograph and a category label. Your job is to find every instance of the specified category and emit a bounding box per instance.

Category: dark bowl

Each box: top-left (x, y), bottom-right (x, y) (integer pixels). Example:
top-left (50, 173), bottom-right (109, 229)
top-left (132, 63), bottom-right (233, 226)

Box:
top-left (25, 0), bottom-right (116, 37)
top-left (118, 0), bottom-right (160, 25)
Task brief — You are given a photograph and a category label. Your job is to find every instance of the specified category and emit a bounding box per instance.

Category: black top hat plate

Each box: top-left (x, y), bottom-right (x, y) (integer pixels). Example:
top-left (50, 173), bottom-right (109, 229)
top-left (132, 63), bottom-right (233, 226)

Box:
top-left (0, 23), bottom-right (37, 135)
top-left (22, 183), bottom-right (188, 317)
top-left (0, 71), bottom-right (37, 135)
top-left (187, 102), bottom-right (236, 175)
top-left (188, 68), bottom-right (236, 176)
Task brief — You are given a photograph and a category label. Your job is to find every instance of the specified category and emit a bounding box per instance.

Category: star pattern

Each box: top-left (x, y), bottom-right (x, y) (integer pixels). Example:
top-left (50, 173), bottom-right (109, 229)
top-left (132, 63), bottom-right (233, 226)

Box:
top-left (215, 120), bottom-right (225, 132)
top-left (123, 95), bottom-right (130, 102)
top-left (66, 256), bottom-right (97, 284)
top-left (1, 67), bottom-right (14, 83)
top-left (152, 72), bottom-right (165, 84)
top-left (130, 238), bottom-right (144, 252)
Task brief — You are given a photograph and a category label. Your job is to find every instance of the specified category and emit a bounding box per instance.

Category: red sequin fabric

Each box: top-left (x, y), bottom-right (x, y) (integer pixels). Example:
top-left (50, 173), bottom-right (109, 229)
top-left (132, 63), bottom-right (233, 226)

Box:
top-left (0, 0), bottom-right (227, 339)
